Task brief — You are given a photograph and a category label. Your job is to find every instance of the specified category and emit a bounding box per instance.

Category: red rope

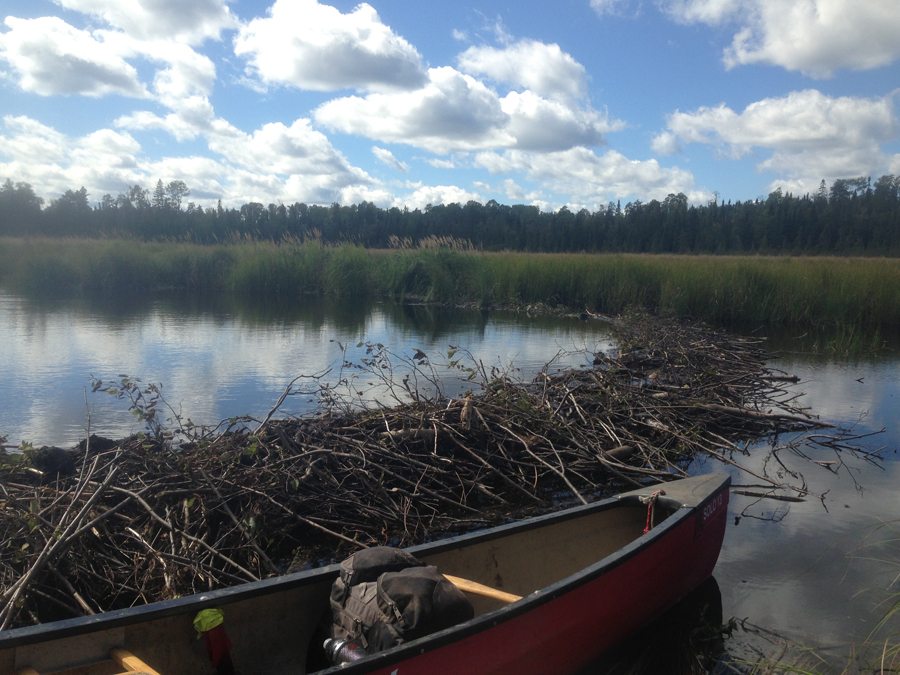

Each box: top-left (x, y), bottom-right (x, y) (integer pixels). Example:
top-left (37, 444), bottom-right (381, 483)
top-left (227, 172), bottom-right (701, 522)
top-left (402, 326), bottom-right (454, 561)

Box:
top-left (643, 489), bottom-right (666, 533)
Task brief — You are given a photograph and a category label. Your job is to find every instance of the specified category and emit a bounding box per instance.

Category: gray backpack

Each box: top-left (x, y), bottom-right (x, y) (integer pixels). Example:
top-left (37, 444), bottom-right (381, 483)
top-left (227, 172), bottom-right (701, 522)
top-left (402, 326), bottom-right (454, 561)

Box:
top-left (329, 547), bottom-right (474, 654)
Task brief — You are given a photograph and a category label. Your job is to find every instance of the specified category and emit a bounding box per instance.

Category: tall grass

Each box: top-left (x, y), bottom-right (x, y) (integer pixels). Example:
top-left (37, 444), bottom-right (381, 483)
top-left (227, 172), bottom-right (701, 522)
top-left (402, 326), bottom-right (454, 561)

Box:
top-left (2, 237), bottom-right (899, 331)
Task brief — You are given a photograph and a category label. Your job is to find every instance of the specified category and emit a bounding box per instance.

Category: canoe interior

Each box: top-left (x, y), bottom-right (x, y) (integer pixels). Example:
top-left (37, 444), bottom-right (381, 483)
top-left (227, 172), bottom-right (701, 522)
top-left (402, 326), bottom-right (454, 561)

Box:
top-left (0, 497), bottom-right (679, 675)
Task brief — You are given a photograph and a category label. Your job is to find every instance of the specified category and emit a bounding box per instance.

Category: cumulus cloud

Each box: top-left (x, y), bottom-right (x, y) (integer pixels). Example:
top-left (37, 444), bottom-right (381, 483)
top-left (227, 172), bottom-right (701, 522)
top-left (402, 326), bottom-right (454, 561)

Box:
top-left (116, 100), bottom-right (213, 142)
top-left (0, 17), bottom-right (148, 97)
top-left (661, 0), bottom-right (900, 76)
top-left (53, 0), bottom-right (238, 44)
top-left (457, 39), bottom-right (588, 101)
top-left (0, 113), bottom-right (381, 208)
top-left (890, 155), bottom-right (900, 176)
top-left (0, 116), bottom-right (69, 167)
top-left (149, 44), bottom-right (217, 102)
top-left (656, 89), bottom-right (899, 182)
top-left (315, 66), bottom-right (618, 154)
top-left (474, 147), bottom-right (705, 204)
top-left (337, 184), bottom-right (401, 208)
top-left (372, 147), bottom-right (409, 173)
top-left (500, 90), bottom-right (618, 151)
top-left (234, 0), bottom-right (427, 92)
top-left (496, 178), bottom-right (544, 203)
top-left (110, 41), bottom-right (219, 144)
top-left (0, 115), bottom-right (146, 197)
top-left (650, 130), bottom-right (682, 155)
top-left (661, 0), bottom-right (739, 25)
top-left (204, 119), bottom-right (375, 192)
top-left (0, 12), bottom-right (218, 139)
top-left (426, 158), bottom-right (458, 169)
top-left (404, 184), bottom-right (483, 209)
top-left (314, 67), bottom-right (512, 153)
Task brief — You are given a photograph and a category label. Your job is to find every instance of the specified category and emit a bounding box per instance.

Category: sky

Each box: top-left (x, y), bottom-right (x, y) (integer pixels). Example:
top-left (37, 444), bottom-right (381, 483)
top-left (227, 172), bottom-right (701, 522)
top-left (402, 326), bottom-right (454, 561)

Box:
top-left (1, 0), bottom-right (899, 213)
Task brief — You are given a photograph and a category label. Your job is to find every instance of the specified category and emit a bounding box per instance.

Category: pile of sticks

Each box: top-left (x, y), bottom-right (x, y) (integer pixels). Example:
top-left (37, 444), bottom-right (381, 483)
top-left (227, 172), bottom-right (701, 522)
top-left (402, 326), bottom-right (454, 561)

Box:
top-left (0, 313), bottom-right (833, 628)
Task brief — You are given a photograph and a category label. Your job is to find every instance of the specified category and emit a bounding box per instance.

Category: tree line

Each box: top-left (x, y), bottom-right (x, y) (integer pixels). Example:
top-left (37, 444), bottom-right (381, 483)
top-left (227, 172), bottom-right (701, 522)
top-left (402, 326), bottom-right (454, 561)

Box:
top-left (1, 175), bottom-right (899, 255)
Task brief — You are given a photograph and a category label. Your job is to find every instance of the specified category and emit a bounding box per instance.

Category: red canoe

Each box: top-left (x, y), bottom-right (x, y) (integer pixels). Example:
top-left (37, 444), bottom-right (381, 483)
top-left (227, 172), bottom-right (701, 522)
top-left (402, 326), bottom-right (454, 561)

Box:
top-left (0, 473), bottom-right (730, 675)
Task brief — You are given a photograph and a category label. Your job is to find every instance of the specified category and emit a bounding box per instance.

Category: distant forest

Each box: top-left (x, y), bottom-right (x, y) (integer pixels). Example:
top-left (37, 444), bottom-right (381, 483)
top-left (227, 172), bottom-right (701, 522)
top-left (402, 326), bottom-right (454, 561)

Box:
top-left (2, 175), bottom-right (899, 255)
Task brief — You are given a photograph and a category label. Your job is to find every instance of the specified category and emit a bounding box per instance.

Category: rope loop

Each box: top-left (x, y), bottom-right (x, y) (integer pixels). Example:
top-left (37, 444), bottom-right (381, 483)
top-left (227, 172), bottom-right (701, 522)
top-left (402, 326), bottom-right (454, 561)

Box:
top-left (640, 489), bottom-right (666, 533)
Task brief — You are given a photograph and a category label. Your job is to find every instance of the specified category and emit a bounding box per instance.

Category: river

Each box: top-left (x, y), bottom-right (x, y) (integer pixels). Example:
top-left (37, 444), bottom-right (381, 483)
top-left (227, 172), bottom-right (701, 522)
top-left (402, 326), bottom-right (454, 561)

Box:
top-left (1, 289), bottom-right (898, 672)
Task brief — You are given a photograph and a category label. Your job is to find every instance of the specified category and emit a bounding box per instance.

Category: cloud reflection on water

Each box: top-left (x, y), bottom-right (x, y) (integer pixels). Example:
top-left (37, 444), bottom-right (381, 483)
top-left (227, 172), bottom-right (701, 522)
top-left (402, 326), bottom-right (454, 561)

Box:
top-left (0, 291), bottom-right (612, 446)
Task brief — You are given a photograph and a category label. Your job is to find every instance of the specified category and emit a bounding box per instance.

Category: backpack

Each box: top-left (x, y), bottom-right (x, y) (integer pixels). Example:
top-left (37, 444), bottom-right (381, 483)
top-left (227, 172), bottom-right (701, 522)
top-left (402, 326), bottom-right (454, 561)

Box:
top-left (329, 547), bottom-right (474, 654)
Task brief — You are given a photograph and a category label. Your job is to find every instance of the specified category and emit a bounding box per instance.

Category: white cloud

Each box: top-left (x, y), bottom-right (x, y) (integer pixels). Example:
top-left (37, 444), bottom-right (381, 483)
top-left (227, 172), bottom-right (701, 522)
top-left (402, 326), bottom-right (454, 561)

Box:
top-left (889, 155), bottom-right (900, 175)
top-left (765, 177), bottom-right (826, 196)
top-left (139, 155), bottom-right (229, 201)
top-left (206, 119), bottom-right (374, 191)
top-left (0, 13), bottom-right (218, 133)
top-left (479, 14), bottom-right (514, 45)
top-left (372, 147), bottom-right (409, 173)
top-left (661, 0), bottom-right (900, 77)
top-left (338, 184), bottom-right (400, 207)
top-left (590, 0), bottom-right (636, 17)
top-left (0, 17), bottom-right (148, 98)
top-left (116, 94), bottom-right (218, 142)
top-left (234, 0), bottom-right (427, 92)
top-left (149, 44), bottom-right (217, 102)
top-left (661, 0), bottom-right (738, 25)
top-left (0, 113), bottom-right (382, 208)
top-left (457, 39), bottom-right (588, 101)
top-left (113, 41), bottom-right (219, 142)
top-left (52, 0), bottom-right (238, 45)
top-left (426, 158), bottom-right (457, 169)
top-left (650, 130), bottom-right (682, 155)
top-left (502, 179), bottom-right (525, 200)
top-left (404, 184), bottom-right (483, 209)
top-left (315, 66), bottom-right (618, 154)
top-left (0, 115), bottom-right (146, 197)
top-left (314, 67), bottom-right (512, 153)
top-left (474, 147), bottom-right (705, 204)
top-left (659, 89), bottom-right (899, 182)
top-left (0, 116), bottom-right (69, 166)
top-left (500, 90), bottom-right (617, 151)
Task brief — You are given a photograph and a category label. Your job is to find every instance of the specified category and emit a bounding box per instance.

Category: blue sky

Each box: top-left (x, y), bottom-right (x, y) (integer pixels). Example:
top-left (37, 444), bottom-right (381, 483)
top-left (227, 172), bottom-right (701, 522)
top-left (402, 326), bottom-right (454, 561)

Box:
top-left (1, 0), bottom-right (898, 212)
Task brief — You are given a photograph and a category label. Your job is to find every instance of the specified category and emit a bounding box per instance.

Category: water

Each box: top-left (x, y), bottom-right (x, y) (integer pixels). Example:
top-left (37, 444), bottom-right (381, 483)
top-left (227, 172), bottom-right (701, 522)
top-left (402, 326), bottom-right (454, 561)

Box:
top-left (0, 290), bottom-right (611, 447)
top-left (1, 288), bottom-right (899, 672)
top-left (706, 349), bottom-right (900, 671)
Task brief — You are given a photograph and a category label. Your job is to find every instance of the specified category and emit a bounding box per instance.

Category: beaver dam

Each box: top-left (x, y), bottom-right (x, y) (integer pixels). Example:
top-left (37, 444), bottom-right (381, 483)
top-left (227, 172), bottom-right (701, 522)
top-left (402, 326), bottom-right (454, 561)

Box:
top-left (0, 313), bottom-right (873, 630)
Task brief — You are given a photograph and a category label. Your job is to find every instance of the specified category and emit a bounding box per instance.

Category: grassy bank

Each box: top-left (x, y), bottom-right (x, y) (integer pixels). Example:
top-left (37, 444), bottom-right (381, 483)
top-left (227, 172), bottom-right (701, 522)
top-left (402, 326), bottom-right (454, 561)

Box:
top-left (1, 237), bottom-right (899, 330)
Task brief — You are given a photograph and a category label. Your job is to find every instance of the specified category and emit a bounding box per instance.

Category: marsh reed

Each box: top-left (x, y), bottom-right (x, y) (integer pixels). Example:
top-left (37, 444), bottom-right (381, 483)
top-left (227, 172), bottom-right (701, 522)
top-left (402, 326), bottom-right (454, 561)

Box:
top-left (1, 237), bottom-right (899, 331)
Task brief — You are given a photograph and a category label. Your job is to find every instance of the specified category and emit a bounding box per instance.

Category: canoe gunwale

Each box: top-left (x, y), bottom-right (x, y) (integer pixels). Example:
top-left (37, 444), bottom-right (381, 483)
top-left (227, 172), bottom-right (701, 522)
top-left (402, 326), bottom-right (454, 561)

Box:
top-left (0, 473), bottom-right (730, 672)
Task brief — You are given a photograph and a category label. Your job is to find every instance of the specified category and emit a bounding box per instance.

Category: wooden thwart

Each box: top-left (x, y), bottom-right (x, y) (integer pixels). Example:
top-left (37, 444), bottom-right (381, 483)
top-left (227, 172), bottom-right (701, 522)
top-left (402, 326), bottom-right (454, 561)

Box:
top-left (16, 649), bottom-right (161, 675)
top-left (444, 575), bottom-right (522, 604)
top-left (110, 648), bottom-right (162, 675)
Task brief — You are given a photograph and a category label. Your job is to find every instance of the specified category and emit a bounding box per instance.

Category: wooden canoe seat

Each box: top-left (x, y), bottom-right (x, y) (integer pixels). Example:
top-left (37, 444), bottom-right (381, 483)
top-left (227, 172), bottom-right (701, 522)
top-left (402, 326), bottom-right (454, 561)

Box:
top-left (16, 648), bottom-right (161, 675)
top-left (444, 574), bottom-right (522, 604)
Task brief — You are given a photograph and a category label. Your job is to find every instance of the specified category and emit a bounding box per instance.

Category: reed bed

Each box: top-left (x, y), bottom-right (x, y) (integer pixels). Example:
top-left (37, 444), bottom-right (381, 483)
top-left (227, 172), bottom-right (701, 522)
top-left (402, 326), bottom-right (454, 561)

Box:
top-left (0, 313), bottom-right (865, 629)
top-left (2, 237), bottom-right (899, 330)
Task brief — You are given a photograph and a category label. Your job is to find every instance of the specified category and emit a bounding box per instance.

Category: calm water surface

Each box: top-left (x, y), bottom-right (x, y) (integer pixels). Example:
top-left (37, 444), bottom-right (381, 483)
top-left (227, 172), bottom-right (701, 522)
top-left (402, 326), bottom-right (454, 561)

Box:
top-left (0, 291), bottom-right (612, 446)
top-left (1, 289), bottom-right (898, 672)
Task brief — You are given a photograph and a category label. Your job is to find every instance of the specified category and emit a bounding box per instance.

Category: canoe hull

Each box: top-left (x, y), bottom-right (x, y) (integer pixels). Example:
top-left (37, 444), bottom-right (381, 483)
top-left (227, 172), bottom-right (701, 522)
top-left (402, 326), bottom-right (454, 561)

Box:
top-left (0, 474), bottom-right (730, 675)
top-left (348, 475), bottom-right (729, 675)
